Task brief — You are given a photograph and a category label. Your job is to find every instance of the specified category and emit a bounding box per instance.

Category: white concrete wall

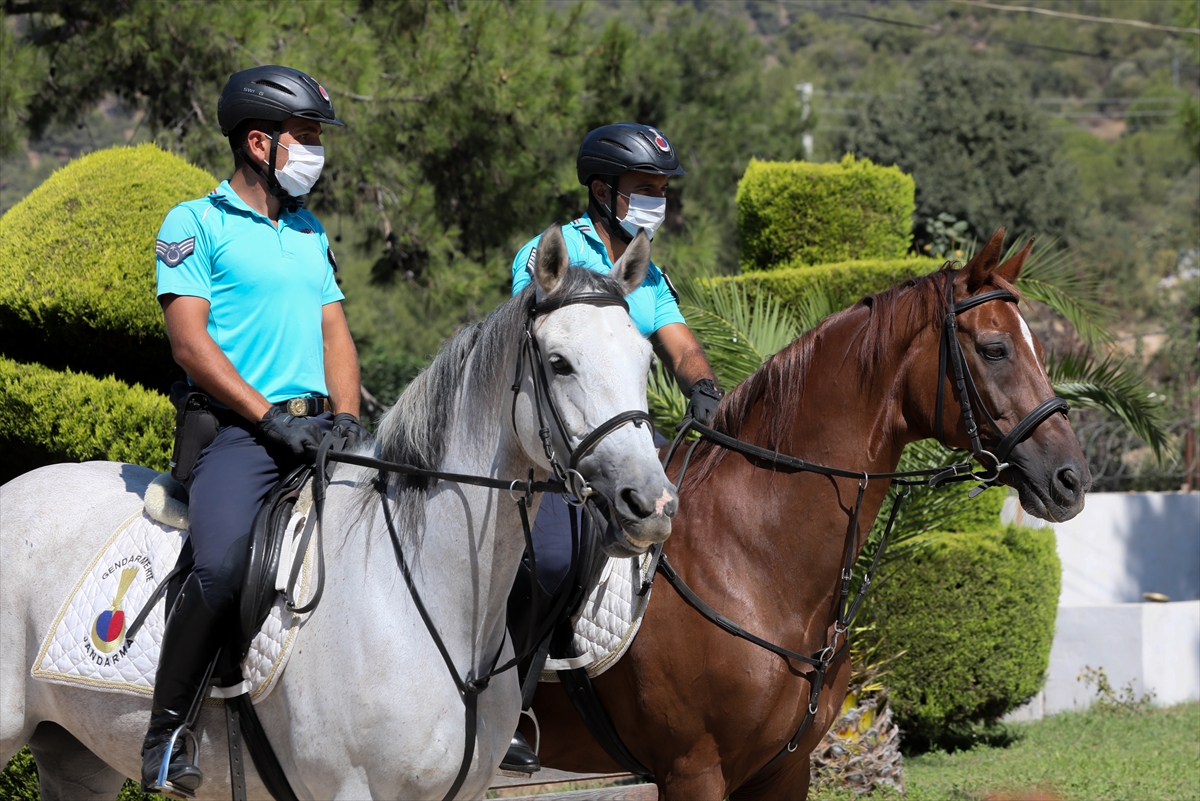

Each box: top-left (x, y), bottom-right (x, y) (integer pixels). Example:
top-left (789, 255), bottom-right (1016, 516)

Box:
top-left (1001, 492), bottom-right (1200, 719)
top-left (1004, 491), bottom-right (1200, 605)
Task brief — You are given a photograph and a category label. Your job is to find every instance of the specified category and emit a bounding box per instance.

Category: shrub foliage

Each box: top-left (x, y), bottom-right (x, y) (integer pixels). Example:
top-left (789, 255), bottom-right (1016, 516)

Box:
top-left (865, 524), bottom-right (1060, 746)
top-left (736, 155), bottom-right (915, 271)
top-left (714, 256), bottom-right (939, 320)
top-left (0, 356), bottom-right (173, 482)
top-left (0, 144), bottom-right (216, 391)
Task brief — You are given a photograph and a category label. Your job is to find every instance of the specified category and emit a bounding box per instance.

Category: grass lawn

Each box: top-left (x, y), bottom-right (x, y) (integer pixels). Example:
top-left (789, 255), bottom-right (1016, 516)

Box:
top-left (814, 701), bottom-right (1200, 801)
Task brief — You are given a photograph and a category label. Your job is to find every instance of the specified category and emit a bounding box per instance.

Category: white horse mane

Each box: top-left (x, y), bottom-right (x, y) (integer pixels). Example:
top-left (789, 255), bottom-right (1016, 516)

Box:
top-left (370, 266), bottom-right (625, 541)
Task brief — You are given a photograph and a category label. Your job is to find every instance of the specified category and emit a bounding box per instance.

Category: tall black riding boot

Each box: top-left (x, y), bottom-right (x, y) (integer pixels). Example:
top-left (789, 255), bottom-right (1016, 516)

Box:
top-left (141, 573), bottom-right (225, 799)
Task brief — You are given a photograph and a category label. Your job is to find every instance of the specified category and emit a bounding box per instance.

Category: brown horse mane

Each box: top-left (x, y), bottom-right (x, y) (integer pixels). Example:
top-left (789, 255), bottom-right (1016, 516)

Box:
top-left (681, 264), bottom-right (958, 491)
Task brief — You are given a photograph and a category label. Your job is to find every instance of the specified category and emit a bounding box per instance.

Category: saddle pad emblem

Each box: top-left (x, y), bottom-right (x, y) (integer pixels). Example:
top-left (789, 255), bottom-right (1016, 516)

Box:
top-left (156, 237), bottom-right (196, 267)
top-left (90, 566), bottom-right (138, 654)
top-left (33, 506), bottom-right (314, 702)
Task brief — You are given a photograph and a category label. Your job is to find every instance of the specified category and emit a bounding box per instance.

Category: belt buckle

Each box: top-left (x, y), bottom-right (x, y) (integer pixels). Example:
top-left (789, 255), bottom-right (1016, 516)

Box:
top-left (287, 398), bottom-right (308, 417)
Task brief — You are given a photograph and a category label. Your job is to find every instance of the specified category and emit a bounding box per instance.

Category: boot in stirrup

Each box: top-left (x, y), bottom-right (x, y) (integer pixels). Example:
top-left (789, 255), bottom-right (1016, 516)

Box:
top-left (142, 573), bottom-right (224, 799)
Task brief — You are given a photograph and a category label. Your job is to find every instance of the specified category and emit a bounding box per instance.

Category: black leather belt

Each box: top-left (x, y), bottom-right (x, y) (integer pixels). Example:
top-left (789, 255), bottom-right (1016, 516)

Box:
top-left (274, 396), bottom-right (330, 417)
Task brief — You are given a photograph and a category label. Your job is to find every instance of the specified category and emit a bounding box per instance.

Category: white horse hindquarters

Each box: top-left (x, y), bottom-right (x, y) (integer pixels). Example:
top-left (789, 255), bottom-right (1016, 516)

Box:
top-left (0, 462), bottom-right (156, 760)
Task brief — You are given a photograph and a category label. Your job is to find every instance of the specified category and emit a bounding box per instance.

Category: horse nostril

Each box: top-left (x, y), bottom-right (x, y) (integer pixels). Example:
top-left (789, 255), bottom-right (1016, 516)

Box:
top-left (620, 487), bottom-right (653, 520)
top-left (1056, 466), bottom-right (1080, 495)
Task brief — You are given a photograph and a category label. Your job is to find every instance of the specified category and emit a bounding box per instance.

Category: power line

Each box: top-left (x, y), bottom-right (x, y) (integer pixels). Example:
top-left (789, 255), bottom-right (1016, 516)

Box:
top-left (828, 9), bottom-right (1200, 75)
top-left (952, 0), bottom-right (1200, 36)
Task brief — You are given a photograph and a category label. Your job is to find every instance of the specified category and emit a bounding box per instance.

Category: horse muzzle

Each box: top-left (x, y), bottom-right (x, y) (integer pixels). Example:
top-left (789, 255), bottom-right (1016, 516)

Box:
top-left (590, 483), bottom-right (678, 558)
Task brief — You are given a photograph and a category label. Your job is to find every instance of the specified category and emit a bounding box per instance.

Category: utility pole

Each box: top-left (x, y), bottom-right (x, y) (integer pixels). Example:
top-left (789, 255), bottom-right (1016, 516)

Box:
top-left (797, 81), bottom-right (814, 160)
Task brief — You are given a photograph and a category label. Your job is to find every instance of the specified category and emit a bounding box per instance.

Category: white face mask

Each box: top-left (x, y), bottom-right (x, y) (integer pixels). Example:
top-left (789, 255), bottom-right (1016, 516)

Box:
top-left (617, 192), bottom-right (667, 240)
top-left (274, 142), bottom-right (325, 197)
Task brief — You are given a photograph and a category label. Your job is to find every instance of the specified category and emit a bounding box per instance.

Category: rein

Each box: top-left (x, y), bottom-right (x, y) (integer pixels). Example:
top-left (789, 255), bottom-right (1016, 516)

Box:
top-left (657, 277), bottom-right (1070, 780)
top-left (292, 288), bottom-right (650, 801)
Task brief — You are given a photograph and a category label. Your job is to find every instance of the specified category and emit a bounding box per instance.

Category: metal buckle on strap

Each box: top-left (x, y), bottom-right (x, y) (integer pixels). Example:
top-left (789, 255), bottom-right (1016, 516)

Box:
top-left (282, 396), bottom-right (327, 417)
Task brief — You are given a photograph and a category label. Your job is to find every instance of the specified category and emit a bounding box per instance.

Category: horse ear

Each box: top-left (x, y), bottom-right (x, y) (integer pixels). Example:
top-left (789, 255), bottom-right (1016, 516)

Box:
top-left (533, 222), bottom-right (569, 295)
top-left (963, 228), bottom-right (1006, 292)
top-left (995, 237), bottom-right (1035, 284)
top-left (610, 230), bottom-right (651, 296)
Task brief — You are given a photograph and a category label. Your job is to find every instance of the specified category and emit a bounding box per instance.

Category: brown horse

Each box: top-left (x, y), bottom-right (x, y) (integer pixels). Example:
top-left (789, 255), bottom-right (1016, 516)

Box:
top-left (523, 230), bottom-right (1090, 800)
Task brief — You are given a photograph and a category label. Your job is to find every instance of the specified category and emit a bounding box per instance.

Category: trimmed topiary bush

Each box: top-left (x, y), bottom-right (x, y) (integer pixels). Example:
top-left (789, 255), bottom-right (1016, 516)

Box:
top-left (714, 256), bottom-right (940, 321)
top-left (865, 524), bottom-right (1060, 747)
top-left (736, 155), bottom-right (916, 271)
top-left (0, 144), bottom-right (218, 391)
top-left (0, 356), bottom-right (173, 483)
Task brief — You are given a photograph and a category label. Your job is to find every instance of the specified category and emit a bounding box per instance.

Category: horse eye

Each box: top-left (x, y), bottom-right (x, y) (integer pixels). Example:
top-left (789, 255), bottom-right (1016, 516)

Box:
top-left (981, 343), bottom-right (1008, 361)
top-left (548, 355), bottom-right (573, 376)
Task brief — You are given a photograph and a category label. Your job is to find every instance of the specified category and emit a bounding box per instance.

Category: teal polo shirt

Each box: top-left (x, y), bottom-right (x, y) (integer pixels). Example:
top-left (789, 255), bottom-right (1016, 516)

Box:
top-left (510, 214), bottom-right (685, 338)
top-left (155, 180), bottom-right (344, 404)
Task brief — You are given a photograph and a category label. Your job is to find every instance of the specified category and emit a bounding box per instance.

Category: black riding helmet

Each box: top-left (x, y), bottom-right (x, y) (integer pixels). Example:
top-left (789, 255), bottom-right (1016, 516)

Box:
top-left (217, 65), bottom-right (343, 210)
top-left (577, 123), bottom-right (685, 243)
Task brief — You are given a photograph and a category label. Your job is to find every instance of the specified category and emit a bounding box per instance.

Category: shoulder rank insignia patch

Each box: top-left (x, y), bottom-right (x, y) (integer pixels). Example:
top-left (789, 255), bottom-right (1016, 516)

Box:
top-left (155, 237), bottom-right (195, 268)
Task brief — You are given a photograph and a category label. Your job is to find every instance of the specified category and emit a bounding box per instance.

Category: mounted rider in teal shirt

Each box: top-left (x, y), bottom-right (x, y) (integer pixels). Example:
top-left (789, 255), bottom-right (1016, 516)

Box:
top-left (501, 123), bottom-right (722, 775)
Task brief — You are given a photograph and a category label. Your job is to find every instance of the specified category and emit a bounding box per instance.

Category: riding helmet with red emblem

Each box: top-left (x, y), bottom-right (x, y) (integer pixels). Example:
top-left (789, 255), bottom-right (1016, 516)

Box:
top-left (217, 65), bottom-right (343, 135)
top-left (576, 123), bottom-right (686, 186)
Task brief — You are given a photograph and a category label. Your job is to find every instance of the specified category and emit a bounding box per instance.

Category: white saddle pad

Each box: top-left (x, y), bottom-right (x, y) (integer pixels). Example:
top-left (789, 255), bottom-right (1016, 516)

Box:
top-left (31, 493), bottom-right (315, 704)
top-left (539, 549), bottom-right (657, 682)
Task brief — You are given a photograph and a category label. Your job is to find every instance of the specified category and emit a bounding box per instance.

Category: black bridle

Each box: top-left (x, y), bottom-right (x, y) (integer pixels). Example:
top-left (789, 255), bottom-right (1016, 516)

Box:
top-left (649, 273), bottom-right (1070, 781)
top-left (516, 292), bottom-right (654, 502)
top-left (283, 288), bottom-right (651, 801)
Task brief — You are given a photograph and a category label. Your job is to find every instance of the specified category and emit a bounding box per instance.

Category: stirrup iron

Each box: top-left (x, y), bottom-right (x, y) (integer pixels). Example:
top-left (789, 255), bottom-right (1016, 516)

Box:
top-left (149, 724), bottom-right (201, 800)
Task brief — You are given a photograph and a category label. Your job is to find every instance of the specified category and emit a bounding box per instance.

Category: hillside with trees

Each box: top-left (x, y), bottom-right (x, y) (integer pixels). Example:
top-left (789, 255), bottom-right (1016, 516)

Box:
top-left (1, 0), bottom-right (1196, 418)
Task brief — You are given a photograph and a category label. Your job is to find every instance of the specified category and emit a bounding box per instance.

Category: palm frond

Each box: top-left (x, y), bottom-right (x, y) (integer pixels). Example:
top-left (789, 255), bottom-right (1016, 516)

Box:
top-left (648, 360), bottom-right (688, 433)
top-left (1048, 348), bottom-right (1169, 459)
top-left (680, 279), bottom-right (800, 391)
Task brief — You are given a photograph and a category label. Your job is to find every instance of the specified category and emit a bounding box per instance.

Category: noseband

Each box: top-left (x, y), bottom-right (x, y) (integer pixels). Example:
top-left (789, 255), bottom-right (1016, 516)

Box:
top-left (514, 291), bottom-right (654, 503)
top-left (935, 271), bottom-right (1070, 488)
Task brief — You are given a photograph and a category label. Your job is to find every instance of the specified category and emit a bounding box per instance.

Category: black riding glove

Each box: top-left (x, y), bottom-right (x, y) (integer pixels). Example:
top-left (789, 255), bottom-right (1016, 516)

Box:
top-left (255, 406), bottom-right (323, 462)
top-left (686, 378), bottom-right (723, 426)
top-left (331, 412), bottom-right (369, 450)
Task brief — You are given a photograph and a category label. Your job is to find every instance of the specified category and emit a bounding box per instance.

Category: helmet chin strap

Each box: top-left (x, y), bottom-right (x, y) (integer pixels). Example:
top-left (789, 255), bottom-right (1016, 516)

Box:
top-left (592, 176), bottom-right (632, 245)
top-left (242, 123), bottom-right (303, 213)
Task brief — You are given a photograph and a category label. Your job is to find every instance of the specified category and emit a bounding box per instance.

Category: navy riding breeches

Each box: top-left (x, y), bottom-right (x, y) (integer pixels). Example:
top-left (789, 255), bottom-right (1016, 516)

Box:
top-left (179, 413), bottom-right (333, 616)
top-left (528, 493), bottom-right (581, 597)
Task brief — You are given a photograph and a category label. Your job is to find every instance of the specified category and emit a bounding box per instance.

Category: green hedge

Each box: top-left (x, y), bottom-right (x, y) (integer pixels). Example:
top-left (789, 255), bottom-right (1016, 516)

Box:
top-left (867, 524), bottom-right (1060, 746)
top-left (0, 144), bottom-right (217, 391)
top-left (736, 155), bottom-right (916, 271)
top-left (0, 356), bottom-right (173, 482)
top-left (714, 256), bottom-right (940, 320)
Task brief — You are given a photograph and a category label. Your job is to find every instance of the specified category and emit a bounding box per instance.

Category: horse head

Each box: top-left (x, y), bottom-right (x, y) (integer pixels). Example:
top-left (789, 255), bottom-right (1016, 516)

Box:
top-left (938, 228), bottom-right (1091, 522)
top-left (513, 223), bottom-right (678, 555)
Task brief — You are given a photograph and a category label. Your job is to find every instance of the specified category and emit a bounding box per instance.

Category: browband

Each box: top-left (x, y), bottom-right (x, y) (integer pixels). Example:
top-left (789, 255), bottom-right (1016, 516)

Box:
top-left (531, 292), bottom-right (629, 317)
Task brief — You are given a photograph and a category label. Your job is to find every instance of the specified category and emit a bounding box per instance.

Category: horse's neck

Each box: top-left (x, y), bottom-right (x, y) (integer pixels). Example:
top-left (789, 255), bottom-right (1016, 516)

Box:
top-left (778, 305), bottom-right (918, 473)
top-left (327, 370), bottom-right (534, 677)
top-left (707, 304), bottom-right (929, 617)
top-left (423, 383), bottom-right (534, 660)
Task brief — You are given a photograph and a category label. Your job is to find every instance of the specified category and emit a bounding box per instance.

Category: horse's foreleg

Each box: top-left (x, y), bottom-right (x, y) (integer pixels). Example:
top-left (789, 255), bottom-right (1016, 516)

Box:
top-left (27, 721), bottom-right (128, 801)
top-left (655, 751), bottom-right (729, 801)
top-left (729, 753), bottom-right (812, 801)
